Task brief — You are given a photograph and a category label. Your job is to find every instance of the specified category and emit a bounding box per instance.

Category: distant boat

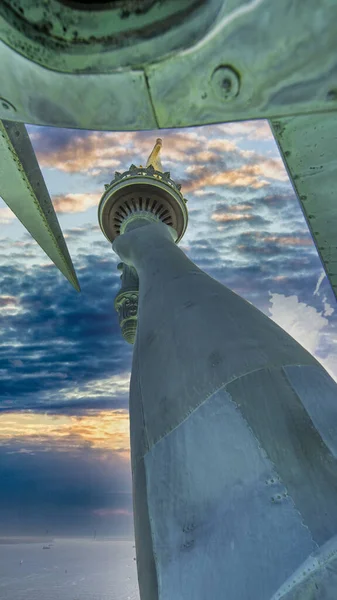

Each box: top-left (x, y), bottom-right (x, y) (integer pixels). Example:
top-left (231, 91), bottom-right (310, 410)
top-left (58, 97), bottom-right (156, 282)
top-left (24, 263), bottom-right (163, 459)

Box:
top-left (42, 544), bottom-right (51, 549)
top-left (20, 560), bottom-right (23, 565)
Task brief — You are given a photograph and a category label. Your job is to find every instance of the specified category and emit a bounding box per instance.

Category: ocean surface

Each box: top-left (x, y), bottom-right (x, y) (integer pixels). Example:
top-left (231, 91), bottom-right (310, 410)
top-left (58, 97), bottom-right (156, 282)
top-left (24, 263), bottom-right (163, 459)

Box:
top-left (0, 539), bottom-right (140, 600)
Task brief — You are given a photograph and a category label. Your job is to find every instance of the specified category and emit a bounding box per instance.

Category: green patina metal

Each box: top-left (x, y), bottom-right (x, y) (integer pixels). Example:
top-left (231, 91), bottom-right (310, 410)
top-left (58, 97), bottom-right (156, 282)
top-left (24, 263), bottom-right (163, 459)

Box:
top-left (1, 1), bottom-right (336, 129)
top-left (105, 138), bottom-right (189, 342)
top-left (270, 115), bottom-right (337, 301)
top-left (0, 119), bottom-right (80, 292)
top-left (0, 0), bottom-right (216, 73)
top-left (98, 155), bottom-right (188, 245)
top-left (114, 262), bottom-right (139, 344)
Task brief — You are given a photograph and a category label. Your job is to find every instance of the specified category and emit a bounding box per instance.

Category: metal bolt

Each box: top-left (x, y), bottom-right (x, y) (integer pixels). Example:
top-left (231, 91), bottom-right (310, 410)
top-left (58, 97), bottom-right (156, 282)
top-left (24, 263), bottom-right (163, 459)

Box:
top-left (0, 97), bottom-right (17, 114)
top-left (211, 66), bottom-right (240, 101)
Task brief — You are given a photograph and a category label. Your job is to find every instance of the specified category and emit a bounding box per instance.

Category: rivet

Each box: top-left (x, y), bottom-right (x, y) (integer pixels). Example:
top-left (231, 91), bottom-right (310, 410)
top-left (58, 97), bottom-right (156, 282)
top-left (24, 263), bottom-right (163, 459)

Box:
top-left (211, 66), bottom-right (240, 102)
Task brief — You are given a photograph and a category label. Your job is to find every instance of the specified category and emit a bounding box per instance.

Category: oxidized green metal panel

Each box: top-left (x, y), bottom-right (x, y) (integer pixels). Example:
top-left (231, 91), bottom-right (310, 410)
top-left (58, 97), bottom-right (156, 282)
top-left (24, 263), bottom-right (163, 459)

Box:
top-left (270, 114), bottom-right (337, 301)
top-left (1, 1), bottom-right (337, 129)
top-left (0, 119), bottom-right (80, 291)
top-left (145, 0), bottom-right (337, 130)
top-left (0, 41), bottom-right (158, 130)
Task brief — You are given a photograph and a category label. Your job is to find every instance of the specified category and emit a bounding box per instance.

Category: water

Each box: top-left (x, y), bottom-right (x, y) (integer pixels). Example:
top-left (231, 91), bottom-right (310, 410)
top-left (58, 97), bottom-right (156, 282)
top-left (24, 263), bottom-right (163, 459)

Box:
top-left (0, 539), bottom-right (140, 600)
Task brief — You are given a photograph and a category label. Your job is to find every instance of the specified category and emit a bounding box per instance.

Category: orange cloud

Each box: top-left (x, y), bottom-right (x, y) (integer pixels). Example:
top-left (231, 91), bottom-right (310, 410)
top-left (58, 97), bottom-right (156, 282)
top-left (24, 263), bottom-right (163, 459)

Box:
top-left (0, 295), bottom-right (18, 307)
top-left (32, 128), bottom-right (286, 200)
top-left (52, 193), bottom-right (101, 214)
top-left (263, 235), bottom-right (312, 246)
top-left (0, 410), bottom-right (131, 459)
top-left (211, 213), bottom-right (253, 223)
top-left (229, 204), bottom-right (253, 211)
top-left (36, 132), bottom-right (136, 174)
top-left (216, 121), bottom-right (273, 141)
top-left (182, 164), bottom-right (272, 194)
top-left (0, 295), bottom-right (23, 317)
top-left (207, 139), bottom-right (238, 152)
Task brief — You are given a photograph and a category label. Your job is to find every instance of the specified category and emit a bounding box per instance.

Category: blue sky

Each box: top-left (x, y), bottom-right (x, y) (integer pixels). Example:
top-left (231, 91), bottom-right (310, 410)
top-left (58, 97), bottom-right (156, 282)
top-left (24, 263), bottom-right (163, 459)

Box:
top-left (0, 120), bottom-right (336, 538)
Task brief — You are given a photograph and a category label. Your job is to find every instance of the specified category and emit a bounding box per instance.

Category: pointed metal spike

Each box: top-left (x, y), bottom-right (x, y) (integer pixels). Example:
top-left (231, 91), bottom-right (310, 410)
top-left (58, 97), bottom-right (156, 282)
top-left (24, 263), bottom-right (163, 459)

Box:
top-left (0, 120), bottom-right (80, 292)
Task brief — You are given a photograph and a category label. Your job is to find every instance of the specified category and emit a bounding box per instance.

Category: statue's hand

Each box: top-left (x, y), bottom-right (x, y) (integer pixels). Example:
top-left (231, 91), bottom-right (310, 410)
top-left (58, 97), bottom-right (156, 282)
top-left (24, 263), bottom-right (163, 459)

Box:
top-left (112, 221), bottom-right (176, 267)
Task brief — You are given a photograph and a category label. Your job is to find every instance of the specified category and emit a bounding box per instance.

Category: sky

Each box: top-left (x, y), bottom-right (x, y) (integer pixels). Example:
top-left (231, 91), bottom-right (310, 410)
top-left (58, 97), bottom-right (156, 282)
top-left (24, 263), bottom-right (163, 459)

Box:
top-left (0, 120), bottom-right (336, 539)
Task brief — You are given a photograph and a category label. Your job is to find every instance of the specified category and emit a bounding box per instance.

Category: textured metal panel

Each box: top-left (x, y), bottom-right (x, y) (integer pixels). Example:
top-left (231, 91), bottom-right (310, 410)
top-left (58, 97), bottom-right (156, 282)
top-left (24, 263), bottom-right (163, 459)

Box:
top-left (0, 2), bottom-right (337, 129)
top-left (271, 535), bottom-right (337, 599)
top-left (145, 0), bottom-right (337, 129)
top-left (0, 41), bottom-right (157, 130)
top-left (227, 366), bottom-right (337, 546)
top-left (144, 386), bottom-right (316, 600)
top-left (0, 0), bottom-right (219, 74)
top-left (284, 365), bottom-right (337, 459)
top-left (270, 114), bottom-right (337, 301)
top-left (113, 222), bottom-right (318, 452)
top-left (112, 221), bottom-right (337, 600)
top-left (0, 119), bottom-right (80, 291)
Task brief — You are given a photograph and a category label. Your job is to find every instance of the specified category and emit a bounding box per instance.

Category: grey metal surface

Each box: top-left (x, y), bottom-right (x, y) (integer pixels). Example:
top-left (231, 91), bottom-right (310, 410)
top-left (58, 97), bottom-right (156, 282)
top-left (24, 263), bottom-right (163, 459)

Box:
top-left (145, 386), bottom-right (316, 600)
top-left (112, 221), bottom-right (337, 600)
top-left (0, 119), bottom-right (80, 292)
top-left (285, 365), bottom-right (337, 459)
top-left (271, 535), bottom-right (337, 599)
top-left (270, 115), bottom-right (337, 301)
top-left (227, 367), bottom-right (337, 547)
top-left (0, 2), bottom-right (337, 129)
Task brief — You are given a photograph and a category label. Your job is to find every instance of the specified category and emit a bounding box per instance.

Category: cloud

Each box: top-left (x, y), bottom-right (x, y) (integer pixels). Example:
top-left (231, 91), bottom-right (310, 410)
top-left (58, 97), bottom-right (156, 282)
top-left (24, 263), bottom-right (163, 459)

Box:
top-left (0, 409), bottom-right (131, 456)
top-left (28, 126), bottom-right (285, 200)
top-left (52, 193), bottom-right (101, 214)
top-left (314, 271), bottom-right (326, 296)
top-left (0, 206), bottom-right (16, 224)
top-left (211, 212), bottom-right (254, 223)
top-left (261, 235), bottom-right (312, 246)
top-left (0, 439), bottom-right (133, 537)
top-left (0, 295), bottom-right (18, 307)
top-left (0, 252), bottom-right (132, 407)
top-left (33, 131), bottom-right (135, 175)
top-left (214, 120), bottom-right (273, 141)
top-left (268, 292), bottom-right (336, 381)
top-left (236, 232), bottom-right (314, 252)
top-left (181, 164), bottom-right (270, 193)
top-left (268, 292), bottom-right (328, 354)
